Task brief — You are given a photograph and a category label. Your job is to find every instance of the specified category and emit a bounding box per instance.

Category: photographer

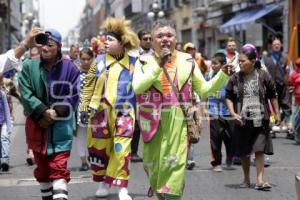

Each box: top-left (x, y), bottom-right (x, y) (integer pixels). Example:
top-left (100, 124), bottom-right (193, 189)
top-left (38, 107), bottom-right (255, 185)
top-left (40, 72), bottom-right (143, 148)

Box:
top-left (18, 28), bottom-right (80, 200)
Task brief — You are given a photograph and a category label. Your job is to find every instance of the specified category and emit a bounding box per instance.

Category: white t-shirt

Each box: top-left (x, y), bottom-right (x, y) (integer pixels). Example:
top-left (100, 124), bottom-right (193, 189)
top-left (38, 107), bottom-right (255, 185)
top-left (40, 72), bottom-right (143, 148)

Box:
top-left (0, 49), bottom-right (21, 74)
top-left (226, 51), bottom-right (240, 72)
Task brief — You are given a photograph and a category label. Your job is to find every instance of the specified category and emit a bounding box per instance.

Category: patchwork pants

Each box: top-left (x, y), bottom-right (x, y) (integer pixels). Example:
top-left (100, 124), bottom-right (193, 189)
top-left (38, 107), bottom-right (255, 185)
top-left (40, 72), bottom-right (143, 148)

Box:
top-left (87, 108), bottom-right (134, 187)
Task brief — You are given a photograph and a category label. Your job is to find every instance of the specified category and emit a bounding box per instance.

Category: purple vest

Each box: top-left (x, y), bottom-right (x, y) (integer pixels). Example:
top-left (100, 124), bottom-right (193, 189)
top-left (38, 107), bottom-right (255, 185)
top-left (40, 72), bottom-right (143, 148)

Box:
top-left (136, 74), bottom-right (193, 143)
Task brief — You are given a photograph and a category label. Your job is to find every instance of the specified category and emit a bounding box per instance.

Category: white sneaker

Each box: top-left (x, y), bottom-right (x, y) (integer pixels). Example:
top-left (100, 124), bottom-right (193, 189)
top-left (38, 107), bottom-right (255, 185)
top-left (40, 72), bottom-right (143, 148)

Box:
top-left (281, 125), bottom-right (288, 132)
top-left (213, 165), bottom-right (223, 172)
top-left (118, 188), bottom-right (132, 200)
top-left (186, 160), bottom-right (196, 170)
top-left (272, 125), bottom-right (281, 132)
top-left (95, 182), bottom-right (109, 198)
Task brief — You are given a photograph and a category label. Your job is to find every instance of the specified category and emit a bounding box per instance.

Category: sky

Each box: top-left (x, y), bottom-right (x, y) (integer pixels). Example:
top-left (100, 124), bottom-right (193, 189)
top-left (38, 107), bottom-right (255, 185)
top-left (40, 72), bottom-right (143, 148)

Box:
top-left (39, 0), bottom-right (86, 37)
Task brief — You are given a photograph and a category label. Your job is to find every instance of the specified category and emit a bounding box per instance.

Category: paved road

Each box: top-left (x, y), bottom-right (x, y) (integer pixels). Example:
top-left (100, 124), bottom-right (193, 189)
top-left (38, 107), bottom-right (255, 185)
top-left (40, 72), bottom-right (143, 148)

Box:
top-left (0, 101), bottom-right (299, 200)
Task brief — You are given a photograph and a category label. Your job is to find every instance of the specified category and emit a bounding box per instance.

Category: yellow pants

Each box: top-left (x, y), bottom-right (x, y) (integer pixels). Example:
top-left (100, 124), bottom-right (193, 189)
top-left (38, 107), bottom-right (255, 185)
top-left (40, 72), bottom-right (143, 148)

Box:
top-left (87, 107), bottom-right (134, 187)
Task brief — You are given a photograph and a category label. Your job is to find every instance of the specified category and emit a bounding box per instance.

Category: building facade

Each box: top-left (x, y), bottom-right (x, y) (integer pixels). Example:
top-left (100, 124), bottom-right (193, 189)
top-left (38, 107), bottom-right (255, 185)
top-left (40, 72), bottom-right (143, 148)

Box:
top-left (0, 0), bottom-right (23, 52)
top-left (192, 0), bottom-right (288, 57)
top-left (79, 0), bottom-right (110, 43)
top-left (77, 0), bottom-right (298, 58)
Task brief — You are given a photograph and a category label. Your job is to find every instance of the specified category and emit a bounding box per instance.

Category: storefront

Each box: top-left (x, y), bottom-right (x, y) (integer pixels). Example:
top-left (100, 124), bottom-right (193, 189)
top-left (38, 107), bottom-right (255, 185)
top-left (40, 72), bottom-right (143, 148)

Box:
top-left (219, 4), bottom-right (283, 54)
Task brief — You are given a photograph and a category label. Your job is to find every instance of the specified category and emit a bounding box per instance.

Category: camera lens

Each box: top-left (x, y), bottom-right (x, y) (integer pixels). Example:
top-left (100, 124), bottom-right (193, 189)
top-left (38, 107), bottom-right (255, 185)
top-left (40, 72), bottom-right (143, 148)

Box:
top-left (35, 33), bottom-right (49, 45)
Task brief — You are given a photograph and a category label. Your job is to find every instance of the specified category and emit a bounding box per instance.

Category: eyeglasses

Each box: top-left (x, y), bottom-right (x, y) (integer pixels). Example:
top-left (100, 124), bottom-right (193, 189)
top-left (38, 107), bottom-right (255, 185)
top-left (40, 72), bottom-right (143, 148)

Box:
top-left (142, 37), bottom-right (152, 41)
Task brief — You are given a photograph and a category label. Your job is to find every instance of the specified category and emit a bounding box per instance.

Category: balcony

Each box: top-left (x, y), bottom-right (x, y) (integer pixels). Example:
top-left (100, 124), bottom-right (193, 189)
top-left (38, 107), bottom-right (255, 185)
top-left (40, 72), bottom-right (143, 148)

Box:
top-left (192, 0), bottom-right (207, 14)
top-left (209, 0), bottom-right (232, 6)
top-left (182, 0), bottom-right (191, 4)
top-left (194, 6), bottom-right (207, 14)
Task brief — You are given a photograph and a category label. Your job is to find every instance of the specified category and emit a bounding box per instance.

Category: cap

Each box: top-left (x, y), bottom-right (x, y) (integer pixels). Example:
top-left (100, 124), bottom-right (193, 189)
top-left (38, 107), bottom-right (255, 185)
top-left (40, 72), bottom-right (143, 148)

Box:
top-left (183, 42), bottom-right (196, 51)
top-left (45, 28), bottom-right (62, 44)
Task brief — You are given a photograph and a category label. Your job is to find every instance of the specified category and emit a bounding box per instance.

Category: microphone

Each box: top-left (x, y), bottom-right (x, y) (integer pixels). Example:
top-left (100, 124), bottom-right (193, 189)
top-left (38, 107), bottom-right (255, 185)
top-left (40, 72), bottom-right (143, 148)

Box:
top-left (161, 45), bottom-right (171, 63)
top-left (162, 52), bottom-right (171, 62)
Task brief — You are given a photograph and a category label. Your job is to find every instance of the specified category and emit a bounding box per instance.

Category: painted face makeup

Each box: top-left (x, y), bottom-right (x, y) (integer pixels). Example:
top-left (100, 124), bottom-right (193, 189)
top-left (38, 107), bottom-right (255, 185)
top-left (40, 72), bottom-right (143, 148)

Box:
top-left (152, 26), bottom-right (177, 55)
top-left (41, 39), bottom-right (59, 60)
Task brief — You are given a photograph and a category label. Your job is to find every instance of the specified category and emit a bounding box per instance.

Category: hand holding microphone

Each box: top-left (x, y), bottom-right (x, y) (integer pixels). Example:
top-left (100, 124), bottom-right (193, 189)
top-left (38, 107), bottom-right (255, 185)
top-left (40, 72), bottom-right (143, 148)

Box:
top-left (158, 46), bottom-right (171, 67)
top-left (222, 56), bottom-right (236, 76)
top-left (222, 64), bottom-right (234, 76)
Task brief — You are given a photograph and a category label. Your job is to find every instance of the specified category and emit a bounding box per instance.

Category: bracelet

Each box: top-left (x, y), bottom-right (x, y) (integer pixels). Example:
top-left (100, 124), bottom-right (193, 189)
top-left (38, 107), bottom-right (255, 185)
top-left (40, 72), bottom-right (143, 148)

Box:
top-left (19, 42), bottom-right (29, 51)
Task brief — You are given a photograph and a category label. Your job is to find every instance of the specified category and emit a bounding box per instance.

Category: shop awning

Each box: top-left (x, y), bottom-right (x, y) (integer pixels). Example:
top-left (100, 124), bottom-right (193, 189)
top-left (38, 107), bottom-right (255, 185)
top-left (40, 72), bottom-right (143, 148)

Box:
top-left (219, 4), bottom-right (282, 33)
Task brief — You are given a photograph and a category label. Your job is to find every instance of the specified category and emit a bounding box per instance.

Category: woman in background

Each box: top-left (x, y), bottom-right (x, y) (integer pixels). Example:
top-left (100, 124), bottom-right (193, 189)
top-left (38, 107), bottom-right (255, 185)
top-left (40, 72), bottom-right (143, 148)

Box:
top-left (226, 44), bottom-right (280, 191)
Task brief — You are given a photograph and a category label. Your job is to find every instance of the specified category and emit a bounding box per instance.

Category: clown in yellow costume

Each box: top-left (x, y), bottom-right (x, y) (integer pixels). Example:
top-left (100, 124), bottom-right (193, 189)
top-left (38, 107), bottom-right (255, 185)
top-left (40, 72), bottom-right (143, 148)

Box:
top-left (80, 17), bottom-right (139, 200)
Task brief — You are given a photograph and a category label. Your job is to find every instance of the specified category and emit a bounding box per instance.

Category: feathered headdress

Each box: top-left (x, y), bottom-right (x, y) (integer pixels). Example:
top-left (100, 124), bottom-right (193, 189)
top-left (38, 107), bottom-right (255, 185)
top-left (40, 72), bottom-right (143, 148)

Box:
top-left (102, 17), bottom-right (140, 50)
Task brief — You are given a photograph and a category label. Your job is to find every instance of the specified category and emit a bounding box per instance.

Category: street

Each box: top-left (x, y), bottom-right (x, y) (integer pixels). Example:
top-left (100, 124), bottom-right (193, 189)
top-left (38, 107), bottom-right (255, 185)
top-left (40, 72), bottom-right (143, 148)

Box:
top-left (0, 100), bottom-right (299, 200)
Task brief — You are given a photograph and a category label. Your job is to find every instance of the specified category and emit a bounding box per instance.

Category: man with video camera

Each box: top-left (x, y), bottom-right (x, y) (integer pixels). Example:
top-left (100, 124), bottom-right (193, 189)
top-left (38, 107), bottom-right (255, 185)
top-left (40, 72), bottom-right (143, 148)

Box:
top-left (18, 28), bottom-right (80, 200)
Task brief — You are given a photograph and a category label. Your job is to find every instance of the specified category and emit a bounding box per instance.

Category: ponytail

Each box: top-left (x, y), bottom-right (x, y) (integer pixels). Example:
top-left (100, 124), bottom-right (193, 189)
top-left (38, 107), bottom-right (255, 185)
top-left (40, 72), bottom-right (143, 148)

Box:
top-left (254, 60), bottom-right (262, 69)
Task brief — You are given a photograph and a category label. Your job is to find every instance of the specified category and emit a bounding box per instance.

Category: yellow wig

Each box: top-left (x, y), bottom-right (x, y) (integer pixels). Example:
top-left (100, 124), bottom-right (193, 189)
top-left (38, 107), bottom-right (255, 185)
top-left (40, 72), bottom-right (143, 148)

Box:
top-left (102, 17), bottom-right (140, 50)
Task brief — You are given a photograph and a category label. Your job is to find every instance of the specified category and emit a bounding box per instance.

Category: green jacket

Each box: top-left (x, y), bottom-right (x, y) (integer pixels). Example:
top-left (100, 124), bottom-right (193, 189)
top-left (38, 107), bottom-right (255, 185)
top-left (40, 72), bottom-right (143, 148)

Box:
top-left (133, 51), bottom-right (229, 98)
top-left (18, 58), bottom-right (80, 155)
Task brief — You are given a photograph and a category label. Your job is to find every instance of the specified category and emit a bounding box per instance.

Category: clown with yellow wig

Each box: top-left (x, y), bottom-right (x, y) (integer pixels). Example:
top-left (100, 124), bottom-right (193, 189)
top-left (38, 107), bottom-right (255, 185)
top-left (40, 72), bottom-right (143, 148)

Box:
top-left (80, 17), bottom-right (139, 200)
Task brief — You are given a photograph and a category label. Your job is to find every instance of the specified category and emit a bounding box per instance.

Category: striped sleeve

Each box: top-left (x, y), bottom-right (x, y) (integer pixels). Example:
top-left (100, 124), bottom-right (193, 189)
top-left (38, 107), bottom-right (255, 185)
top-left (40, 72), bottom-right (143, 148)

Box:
top-left (80, 62), bottom-right (96, 112)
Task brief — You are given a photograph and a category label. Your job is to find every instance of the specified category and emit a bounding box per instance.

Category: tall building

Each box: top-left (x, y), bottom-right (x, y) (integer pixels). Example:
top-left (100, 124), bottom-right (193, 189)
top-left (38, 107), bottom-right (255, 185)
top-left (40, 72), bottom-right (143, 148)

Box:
top-left (79, 0), bottom-right (108, 42)
top-left (0, 0), bottom-right (22, 52)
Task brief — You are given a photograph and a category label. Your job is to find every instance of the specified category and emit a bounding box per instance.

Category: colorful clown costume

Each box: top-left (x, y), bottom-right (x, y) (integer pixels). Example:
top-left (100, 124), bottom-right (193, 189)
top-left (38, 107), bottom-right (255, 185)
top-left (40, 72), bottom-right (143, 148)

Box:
top-left (133, 51), bottom-right (229, 197)
top-left (83, 53), bottom-right (136, 187)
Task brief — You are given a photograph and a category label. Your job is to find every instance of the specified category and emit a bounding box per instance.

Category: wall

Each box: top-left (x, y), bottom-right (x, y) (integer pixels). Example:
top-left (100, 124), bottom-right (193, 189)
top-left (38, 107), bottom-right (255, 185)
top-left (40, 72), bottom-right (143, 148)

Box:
top-left (169, 3), bottom-right (194, 45)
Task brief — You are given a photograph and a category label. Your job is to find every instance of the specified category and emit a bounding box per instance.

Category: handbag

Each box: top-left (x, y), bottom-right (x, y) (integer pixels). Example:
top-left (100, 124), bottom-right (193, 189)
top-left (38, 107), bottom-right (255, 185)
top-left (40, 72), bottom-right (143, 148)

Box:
top-left (264, 131), bottom-right (274, 155)
top-left (263, 122), bottom-right (274, 155)
top-left (161, 61), bottom-right (201, 144)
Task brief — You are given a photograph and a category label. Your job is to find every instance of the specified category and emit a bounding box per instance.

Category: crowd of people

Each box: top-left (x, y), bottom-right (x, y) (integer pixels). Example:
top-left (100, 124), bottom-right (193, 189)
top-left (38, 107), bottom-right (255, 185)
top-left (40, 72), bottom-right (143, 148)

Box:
top-left (0, 17), bottom-right (299, 200)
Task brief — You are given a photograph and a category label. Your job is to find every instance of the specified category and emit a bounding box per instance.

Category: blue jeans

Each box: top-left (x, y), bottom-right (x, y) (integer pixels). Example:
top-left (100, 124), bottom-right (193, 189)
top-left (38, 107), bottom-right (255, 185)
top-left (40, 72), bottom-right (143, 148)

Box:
top-left (1, 123), bottom-right (12, 164)
top-left (187, 144), bottom-right (194, 161)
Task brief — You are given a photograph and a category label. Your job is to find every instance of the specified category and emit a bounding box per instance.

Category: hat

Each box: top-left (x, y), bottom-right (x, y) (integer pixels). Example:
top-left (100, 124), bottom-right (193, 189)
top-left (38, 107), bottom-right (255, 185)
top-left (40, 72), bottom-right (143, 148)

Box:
top-left (241, 43), bottom-right (259, 60)
top-left (183, 42), bottom-right (196, 51)
top-left (45, 28), bottom-right (62, 44)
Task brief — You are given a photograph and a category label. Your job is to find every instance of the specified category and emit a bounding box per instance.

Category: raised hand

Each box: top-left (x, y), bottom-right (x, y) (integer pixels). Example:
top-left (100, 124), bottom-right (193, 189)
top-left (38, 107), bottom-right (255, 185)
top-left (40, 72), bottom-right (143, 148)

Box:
top-left (222, 63), bottom-right (235, 76)
top-left (23, 27), bottom-right (44, 49)
top-left (80, 111), bottom-right (89, 124)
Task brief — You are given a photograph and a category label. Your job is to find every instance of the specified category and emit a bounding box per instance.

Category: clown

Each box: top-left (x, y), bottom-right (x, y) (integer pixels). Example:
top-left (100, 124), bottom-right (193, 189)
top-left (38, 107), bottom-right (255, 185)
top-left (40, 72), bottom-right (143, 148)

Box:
top-left (91, 35), bottom-right (106, 57)
top-left (133, 19), bottom-right (232, 200)
top-left (80, 17), bottom-right (139, 200)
